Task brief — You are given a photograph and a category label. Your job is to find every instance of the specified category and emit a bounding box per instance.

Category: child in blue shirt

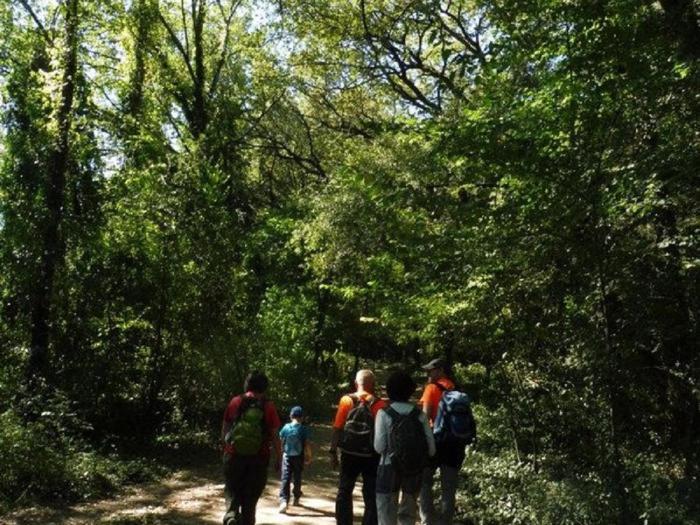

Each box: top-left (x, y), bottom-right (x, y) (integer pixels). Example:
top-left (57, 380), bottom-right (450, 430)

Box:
top-left (278, 405), bottom-right (312, 513)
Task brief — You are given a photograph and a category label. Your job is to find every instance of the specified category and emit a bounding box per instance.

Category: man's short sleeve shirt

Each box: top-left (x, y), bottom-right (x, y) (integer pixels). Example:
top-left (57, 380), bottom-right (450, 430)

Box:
top-left (419, 377), bottom-right (455, 425)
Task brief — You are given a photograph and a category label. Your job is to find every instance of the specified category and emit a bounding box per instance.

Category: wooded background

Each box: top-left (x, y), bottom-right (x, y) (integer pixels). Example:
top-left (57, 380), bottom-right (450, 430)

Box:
top-left (0, 1), bottom-right (698, 523)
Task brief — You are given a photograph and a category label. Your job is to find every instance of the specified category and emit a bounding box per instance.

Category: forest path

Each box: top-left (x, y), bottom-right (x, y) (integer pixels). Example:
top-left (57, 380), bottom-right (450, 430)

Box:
top-left (3, 425), bottom-right (361, 525)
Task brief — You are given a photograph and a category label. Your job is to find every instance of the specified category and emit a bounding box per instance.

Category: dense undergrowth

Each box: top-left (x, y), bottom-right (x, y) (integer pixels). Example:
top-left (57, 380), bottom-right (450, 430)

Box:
top-left (0, 412), bottom-right (163, 512)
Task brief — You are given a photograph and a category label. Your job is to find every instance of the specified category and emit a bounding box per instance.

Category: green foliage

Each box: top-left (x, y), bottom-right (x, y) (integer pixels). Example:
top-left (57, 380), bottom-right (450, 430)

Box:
top-left (462, 447), bottom-right (698, 525)
top-left (1, 0), bottom-right (698, 520)
top-left (257, 285), bottom-right (321, 407)
top-left (463, 449), bottom-right (610, 525)
top-left (0, 408), bottom-right (162, 509)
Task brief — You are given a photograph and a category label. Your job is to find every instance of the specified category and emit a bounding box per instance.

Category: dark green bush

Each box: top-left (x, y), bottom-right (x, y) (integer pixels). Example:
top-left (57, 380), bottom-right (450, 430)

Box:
top-left (459, 413), bottom-right (700, 525)
top-left (0, 408), bottom-right (162, 510)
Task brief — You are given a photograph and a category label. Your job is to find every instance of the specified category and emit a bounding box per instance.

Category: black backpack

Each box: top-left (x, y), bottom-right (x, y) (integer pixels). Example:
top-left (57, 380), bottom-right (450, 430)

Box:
top-left (339, 394), bottom-right (377, 457)
top-left (386, 405), bottom-right (429, 476)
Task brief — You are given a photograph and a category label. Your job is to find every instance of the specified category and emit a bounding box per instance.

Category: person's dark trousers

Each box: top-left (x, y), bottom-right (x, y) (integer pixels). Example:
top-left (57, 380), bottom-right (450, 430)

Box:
top-left (336, 452), bottom-right (379, 525)
top-left (419, 442), bottom-right (465, 525)
top-left (279, 453), bottom-right (304, 503)
top-left (223, 453), bottom-right (269, 525)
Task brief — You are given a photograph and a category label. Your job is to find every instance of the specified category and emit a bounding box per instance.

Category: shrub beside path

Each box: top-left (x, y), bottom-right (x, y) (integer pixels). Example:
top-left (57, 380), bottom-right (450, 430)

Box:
top-left (2, 424), bottom-right (363, 525)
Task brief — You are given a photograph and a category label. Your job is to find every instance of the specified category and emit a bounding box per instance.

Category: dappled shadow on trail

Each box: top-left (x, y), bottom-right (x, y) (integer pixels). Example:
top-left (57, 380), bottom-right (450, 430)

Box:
top-left (291, 503), bottom-right (337, 518)
top-left (2, 468), bottom-right (222, 525)
top-left (243, 424), bottom-right (361, 525)
top-left (1, 425), bottom-right (364, 525)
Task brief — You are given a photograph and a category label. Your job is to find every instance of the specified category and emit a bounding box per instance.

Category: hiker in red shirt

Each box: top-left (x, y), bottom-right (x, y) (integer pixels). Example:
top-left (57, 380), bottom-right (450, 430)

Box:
top-left (329, 369), bottom-right (387, 525)
top-left (418, 358), bottom-right (465, 525)
top-left (221, 371), bottom-right (282, 525)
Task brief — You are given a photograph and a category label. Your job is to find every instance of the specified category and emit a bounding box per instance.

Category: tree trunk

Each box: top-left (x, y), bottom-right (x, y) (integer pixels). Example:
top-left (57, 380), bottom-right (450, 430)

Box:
top-left (191, 0), bottom-right (207, 138)
top-left (126, 0), bottom-right (151, 120)
top-left (653, 182), bottom-right (699, 482)
top-left (658, 0), bottom-right (700, 60)
top-left (27, 0), bottom-right (80, 385)
top-left (313, 284), bottom-right (328, 370)
top-left (597, 266), bottom-right (631, 525)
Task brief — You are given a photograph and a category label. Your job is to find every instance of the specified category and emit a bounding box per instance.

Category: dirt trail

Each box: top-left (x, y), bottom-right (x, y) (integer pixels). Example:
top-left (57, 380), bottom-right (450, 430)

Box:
top-left (2, 425), bottom-right (364, 525)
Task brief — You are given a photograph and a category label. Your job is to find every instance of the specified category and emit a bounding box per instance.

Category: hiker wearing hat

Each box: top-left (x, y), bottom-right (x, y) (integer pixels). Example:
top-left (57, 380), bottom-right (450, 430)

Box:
top-left (418, 358), bottom-right (476, 525)
top-left (278, 405), bottom-right (313, 514)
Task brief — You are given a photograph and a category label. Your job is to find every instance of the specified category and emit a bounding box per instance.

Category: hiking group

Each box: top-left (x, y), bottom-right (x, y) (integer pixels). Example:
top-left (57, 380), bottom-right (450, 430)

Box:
top-left (221, 358), bottom-right (476, 525)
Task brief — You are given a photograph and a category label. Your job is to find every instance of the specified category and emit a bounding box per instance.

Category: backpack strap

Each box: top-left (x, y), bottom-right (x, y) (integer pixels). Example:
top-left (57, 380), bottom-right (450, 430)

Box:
top-left (435, 383), bottom-right (455, 408)
top-left (385, 405), bottom-right (400, 421)
top-left (238, 394), bottom-right (259, 410)
top-left (234, 395), bottom-right (248, 422)
top-left (386, 405), bottom-right (421, 421)
top-left (435, 382), bottom-right (450, 393)
top-left (235, 395), bottom-right (267, 427)
top-left (349, 393), bottom-right (375, 407)
top-left (258, 397), bottom-right (268, 430)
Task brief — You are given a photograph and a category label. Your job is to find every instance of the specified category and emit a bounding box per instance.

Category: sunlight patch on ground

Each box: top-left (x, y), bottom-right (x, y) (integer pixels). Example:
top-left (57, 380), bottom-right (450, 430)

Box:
top-left (0, 425), bottom-right (374, 525)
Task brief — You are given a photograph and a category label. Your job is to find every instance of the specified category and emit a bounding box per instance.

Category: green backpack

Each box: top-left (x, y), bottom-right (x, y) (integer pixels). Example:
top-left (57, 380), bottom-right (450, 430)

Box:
top-left (225, 396), bottom-right (267, 455)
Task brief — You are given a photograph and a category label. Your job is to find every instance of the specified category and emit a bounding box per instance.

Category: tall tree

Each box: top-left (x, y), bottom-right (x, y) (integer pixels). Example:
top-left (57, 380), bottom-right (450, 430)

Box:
top-left (11, 0), bottom-right (81, 385)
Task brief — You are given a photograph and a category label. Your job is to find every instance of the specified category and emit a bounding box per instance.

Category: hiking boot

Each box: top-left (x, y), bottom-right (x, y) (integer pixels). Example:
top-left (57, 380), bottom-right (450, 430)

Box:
top-left (224, 510), bottom-right (240, 525)
top-left (278, 502), bottom-right (288, 514)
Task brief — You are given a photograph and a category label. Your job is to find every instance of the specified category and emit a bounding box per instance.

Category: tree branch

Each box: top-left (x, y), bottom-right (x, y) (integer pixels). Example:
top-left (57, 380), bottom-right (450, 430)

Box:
top-left (157, 8), bottom-right (197, 83)
top-left (180, 0), bottom-right (191, 59)
top-left (209, 0), bottom-right (243, 97)
top-left (16, 0), bottom-right (52, 44)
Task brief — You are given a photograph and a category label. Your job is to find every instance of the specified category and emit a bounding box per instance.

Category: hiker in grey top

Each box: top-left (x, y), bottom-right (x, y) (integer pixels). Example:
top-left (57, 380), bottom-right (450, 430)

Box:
top-left (374, 370), bottom-right (436, 525)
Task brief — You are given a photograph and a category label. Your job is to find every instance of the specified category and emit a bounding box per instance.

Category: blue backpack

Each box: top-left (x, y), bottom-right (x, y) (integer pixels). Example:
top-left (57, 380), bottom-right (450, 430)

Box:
top-left (433, 384), bottom-right (476, 446)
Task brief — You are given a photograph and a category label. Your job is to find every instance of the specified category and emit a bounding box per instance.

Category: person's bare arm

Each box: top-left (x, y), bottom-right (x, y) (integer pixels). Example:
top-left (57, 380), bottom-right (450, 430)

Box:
top-left (304, 440), bottom-right (313, 465)
top-left (221, 420), bottom-right (231, 444)
top-left (221, 399), bottom-right (236, 445)
top-left (272, 433), bottom-right (282, 471)
top-left (421, 386), bottom-right (432, 421)
top-left (330, 427), bottom-right (341, 450)
top-left (329, 427), bottom-right (342, 469)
